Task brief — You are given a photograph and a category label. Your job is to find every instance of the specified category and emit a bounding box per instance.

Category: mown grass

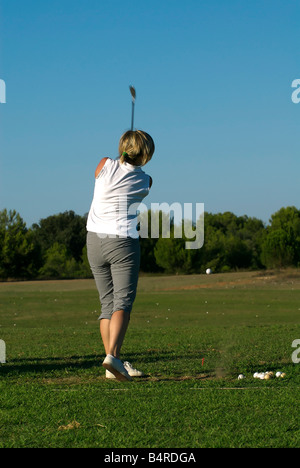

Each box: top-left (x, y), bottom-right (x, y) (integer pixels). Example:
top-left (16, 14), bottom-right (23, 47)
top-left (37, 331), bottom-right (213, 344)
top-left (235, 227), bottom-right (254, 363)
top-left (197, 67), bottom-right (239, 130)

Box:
top-left (0, 270), bottom-right (299, 448)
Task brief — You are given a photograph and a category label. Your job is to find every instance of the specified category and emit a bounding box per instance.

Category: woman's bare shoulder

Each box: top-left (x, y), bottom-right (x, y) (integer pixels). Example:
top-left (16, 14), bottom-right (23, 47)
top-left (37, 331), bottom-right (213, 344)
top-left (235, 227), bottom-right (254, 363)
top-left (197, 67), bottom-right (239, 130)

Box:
top-left (95, 157), bottom-right (110, 178)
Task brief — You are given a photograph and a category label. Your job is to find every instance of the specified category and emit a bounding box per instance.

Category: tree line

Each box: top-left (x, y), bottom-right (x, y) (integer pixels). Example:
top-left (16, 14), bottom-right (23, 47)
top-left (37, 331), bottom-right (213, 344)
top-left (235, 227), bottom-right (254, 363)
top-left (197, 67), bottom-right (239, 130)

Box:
top-left (0, 206), bottom-right (299, 280)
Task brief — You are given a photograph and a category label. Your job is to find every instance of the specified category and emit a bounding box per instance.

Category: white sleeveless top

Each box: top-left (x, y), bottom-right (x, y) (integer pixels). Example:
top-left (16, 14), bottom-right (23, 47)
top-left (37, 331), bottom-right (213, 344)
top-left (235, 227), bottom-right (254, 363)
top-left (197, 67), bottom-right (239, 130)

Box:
top-left (87, 158), bottom-right (151, 238)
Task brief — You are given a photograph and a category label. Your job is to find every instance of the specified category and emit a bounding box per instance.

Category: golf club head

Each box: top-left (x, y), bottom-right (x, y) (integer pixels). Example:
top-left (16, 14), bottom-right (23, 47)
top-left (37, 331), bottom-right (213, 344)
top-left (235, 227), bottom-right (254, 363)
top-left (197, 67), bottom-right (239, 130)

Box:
top-left (129, 85), bottom-right (136, 102)
top-left (129, 86), bottom-right (136, 130)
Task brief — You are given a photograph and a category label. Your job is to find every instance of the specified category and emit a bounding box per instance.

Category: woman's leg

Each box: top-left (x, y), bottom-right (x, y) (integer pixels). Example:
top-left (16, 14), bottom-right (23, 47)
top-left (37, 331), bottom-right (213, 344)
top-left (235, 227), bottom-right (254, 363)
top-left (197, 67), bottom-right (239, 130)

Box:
top-left (87, 232), bottom-right (115, 354)
top-left (100, 311), bottom-right (130, 359)
top-left (100, 319), bottom-right (110, 355)
top-left (108, 310), bottom-right (130, 358)
top-left (100, 237), bottom-right (140, 361)
top-left (88, 235), bottom-right (140, 379)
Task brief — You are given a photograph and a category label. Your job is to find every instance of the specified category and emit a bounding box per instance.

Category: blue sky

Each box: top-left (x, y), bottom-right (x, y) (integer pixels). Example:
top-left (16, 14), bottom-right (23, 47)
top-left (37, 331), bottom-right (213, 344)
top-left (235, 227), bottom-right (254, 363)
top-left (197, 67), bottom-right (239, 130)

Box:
top-left (0, 0), bottom-right (299, 227)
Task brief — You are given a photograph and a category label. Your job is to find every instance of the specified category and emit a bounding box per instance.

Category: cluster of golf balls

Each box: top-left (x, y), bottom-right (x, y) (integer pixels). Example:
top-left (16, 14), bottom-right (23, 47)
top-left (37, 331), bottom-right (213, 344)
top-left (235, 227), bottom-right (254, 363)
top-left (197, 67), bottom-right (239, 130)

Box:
top-left (238, 371), bottom-right (286, 380)
top-left (253, 371), bottom-right (286, 380)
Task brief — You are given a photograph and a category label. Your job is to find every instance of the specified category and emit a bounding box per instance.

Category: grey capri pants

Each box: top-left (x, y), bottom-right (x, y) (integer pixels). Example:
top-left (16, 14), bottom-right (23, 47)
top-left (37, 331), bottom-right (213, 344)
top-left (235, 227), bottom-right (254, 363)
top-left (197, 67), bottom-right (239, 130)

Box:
top-left (86, 231), bottom-right (140, 320)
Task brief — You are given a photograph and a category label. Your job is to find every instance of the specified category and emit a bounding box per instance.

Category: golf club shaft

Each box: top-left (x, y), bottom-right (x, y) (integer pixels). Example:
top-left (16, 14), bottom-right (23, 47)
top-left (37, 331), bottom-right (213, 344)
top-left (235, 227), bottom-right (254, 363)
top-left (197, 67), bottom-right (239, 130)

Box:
top-left (129, 86), bottom-right (136, 131)
top-left (131, 101), bottom-right (135, 131)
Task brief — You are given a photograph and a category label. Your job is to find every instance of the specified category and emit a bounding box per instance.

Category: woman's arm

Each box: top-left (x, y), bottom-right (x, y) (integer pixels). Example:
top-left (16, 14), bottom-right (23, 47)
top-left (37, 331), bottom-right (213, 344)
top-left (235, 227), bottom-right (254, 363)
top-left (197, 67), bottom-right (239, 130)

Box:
top-left (95, 157), bottom-right (109, 178)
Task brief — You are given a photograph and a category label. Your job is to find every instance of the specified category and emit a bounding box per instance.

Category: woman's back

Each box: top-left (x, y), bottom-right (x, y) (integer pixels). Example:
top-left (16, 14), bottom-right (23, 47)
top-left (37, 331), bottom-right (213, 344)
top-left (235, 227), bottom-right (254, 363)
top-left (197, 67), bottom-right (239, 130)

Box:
top-left (86, 158), bottom-right (151, 238)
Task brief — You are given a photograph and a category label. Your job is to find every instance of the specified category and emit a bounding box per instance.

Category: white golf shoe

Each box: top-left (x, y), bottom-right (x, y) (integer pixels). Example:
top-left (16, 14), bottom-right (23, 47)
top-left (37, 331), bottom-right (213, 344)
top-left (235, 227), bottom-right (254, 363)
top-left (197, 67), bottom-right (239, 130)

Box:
top-left (102, 354), bottom-right (132, 382)
top-left (105, 360), bottom-right (144, 379)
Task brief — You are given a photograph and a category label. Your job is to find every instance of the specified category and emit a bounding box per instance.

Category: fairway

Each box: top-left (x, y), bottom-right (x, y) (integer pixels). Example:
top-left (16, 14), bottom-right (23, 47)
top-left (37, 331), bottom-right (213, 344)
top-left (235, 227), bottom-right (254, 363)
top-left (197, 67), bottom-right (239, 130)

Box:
top-left (0, 270), bottom-right (299, 448)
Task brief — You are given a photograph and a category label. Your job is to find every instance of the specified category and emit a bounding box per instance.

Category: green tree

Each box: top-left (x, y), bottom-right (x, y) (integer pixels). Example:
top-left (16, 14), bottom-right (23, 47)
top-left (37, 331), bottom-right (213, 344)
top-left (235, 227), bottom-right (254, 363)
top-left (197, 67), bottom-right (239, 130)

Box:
top-left (80, 244), bottom-right (93, 278)
top-left (153, 216), bottom-right (202, 274)
top-left (154, 237), bottom-right (186, 273)
top-left (261, 229), bottom-right (295, 268)
top-left (201, 212), bottom-right (265, 272)
top-left (0, 209), bottom-right (37, 278)
top-left (260, 206), bottom-right (300, 268)
top-left (32, 211), bottom-right (87, 262)
top-left (39, 242), bottom-right (84, 278)
top-left (269, 206), bottom-right (300, 235)
top-left (139, 210), bottom-right (162, 272)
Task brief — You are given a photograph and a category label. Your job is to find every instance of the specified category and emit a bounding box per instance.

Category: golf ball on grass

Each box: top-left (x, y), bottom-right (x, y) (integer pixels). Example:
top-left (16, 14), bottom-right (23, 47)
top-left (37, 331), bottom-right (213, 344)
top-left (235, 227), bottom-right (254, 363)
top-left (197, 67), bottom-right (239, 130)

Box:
top-left (253, 372), bottom-right (265, 379)
top-left (253, 371), bottom-right (285, 380)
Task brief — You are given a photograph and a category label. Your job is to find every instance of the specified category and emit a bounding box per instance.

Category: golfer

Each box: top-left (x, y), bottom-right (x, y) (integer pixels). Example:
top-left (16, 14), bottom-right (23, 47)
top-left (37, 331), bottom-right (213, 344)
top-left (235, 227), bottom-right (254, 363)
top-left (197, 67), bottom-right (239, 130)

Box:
top-left (86, 130), bottom-right (155, 381)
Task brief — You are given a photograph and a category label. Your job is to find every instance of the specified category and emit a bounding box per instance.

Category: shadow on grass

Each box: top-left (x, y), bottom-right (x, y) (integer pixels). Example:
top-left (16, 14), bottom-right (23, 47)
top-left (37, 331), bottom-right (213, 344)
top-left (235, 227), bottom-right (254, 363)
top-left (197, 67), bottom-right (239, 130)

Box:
top-left (0, 350), bottom-right (210, 378)
top-left (0, 354), bottom-right (101, 376)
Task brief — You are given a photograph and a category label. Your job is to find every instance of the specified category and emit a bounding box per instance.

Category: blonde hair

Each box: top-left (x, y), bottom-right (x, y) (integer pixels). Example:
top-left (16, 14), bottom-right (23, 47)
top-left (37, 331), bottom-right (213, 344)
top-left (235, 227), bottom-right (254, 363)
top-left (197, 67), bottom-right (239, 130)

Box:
top-left (119, 130), bottom-right (155, 166)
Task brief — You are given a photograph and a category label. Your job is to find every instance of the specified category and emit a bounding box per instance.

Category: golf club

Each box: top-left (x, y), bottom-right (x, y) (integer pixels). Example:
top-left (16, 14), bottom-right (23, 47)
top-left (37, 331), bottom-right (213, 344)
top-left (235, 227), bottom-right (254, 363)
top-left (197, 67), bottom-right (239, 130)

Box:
top-left (129, 85), bottom-right (136, 130)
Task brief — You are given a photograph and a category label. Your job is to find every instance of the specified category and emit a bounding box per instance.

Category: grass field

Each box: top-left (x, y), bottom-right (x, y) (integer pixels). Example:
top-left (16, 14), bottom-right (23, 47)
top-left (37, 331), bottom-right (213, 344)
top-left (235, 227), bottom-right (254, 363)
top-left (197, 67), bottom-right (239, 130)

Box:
top-left (0, 270), bottom-right (299, 448)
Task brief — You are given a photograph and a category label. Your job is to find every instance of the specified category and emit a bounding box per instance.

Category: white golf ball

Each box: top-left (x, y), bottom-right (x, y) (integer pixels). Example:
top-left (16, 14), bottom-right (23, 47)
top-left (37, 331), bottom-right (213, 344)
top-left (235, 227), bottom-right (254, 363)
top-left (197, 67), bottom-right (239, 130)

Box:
top-left (206, 268), bottom-right (212, 275)
top-left (238, 374), bottom-right (245, 380)
top-left (276, 372), bottom-right (282, 378)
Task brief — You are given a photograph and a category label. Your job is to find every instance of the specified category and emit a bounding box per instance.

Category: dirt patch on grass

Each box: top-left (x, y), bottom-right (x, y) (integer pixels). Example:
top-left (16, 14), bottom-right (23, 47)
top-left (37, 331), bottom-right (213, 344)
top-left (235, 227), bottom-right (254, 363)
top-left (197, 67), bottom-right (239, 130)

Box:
top-left (144, 373), bottom-right (212, 382)
top-left (40, 373), bottom-right (213, 386)
top-left (158, 280), bottom-right (255, 291)
top-left (156, 269), bottom-right (300, 292)
top-left (41, 375), bottom-right (104, 386)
